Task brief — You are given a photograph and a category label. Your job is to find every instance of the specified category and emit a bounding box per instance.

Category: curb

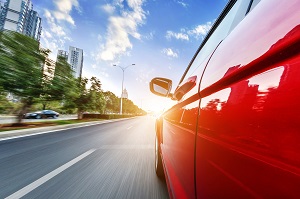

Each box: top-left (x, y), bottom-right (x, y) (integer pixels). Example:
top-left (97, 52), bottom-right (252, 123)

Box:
top-left (0, 118), bottom-right (133, 141)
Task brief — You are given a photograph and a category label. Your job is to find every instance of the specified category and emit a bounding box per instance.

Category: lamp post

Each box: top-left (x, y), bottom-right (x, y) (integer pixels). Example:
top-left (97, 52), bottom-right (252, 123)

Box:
top-left (113, 64), bottom-right (135, 115)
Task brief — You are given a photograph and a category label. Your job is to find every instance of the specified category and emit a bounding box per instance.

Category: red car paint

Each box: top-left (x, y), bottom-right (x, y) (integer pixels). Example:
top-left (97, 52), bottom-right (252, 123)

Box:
top-left (151, 0), bottom-right (300, 198)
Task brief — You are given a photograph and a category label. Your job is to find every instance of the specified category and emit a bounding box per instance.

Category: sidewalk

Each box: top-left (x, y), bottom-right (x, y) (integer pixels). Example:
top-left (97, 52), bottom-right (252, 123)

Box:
top-left (0, 115), bottom-right (15, 120)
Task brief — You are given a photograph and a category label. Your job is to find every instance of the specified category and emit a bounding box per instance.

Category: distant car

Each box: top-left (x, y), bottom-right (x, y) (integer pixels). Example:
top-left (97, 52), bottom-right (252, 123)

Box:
top-left (150, 0), bottom-right (300, 198)
top-left (24, 110), bottom-right (59, 119)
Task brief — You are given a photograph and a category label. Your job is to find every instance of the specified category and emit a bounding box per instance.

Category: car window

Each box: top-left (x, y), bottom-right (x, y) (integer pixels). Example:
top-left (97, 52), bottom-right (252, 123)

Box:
top-left (180, 0), bottom-right (252, 86)
top-left (248, 0), bottom-right (261, 13)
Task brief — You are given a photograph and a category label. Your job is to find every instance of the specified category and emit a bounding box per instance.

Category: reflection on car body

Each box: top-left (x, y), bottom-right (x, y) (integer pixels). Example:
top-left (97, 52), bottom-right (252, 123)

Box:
top-left (150, 0), bottom-right (300, 198)
top-left (24, 110), bottom-right (59, 119)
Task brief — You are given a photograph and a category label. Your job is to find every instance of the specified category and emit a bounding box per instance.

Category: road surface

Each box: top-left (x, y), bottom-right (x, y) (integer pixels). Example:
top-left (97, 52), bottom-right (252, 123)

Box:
top-left (0, 116), bottom-right (169, 198)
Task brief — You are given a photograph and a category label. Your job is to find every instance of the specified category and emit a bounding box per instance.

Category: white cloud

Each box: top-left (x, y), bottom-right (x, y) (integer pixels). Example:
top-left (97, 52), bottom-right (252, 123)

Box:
top-left (166, 21), bottom-right (213, 42)
top-left (166, 31), bottom-right (189, 41)
top-left (53, 11), bottom-right (75, 25)
top-left (44, 9), bottom-right (66, 37)
top-left (100, 71), bottom-right (109, 77)
top-left (188, 21), bottom-right (212, 39)
top-left (162, 48), bottom-right (178, 58)
top-left (40, 0), bottom-right (81, 60)
top-left (135, 68), bottom-right (155, 84)
top-left (177, 1), bottom-right (188, 8)
top-left (97, 0), bottom-right (146, 61)
top-left (97, 34), bottom-right (103, 41)
top-left (43, 30), bottom-right (53, 39)
top-left (53, 0), bottom-right (81, 26)
top-left (41, 9), bottom-right (68, 60)
top-left (143, 31), bottom-right (155, 40)
top-left (102, 4), bottom-right (115, 14)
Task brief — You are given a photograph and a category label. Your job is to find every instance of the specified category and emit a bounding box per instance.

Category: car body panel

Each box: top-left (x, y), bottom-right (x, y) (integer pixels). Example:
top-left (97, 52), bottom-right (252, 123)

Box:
top-left (158, 0), bottom-right (252, 198)
top-left (196, 0), bottom-right (300, 197)
top-left (162, 103), bottom-right (198, 199)
top-left (159, 45), bottom-right (215, 198)
top-left (152, 0), bottom-right (300, 198)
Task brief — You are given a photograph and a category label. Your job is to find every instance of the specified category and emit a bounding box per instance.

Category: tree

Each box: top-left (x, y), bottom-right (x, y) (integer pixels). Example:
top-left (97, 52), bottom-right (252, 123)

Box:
top-left (122, 98), bottom-right (146, 115)
top-left (103, 91), bottom-right (120, 113)
top-left (0, 31), bottom-right (48, 123)
top-left (40, 56), bottom-right (76, 109)
top-left (74, 77), bottom-right (90, 119)
top-left (63, 77), bottom-right (106, 119)
top-left (89, 76), bottom-right (106, 113)
top-left (0, 86), bottom-right (14, 114)
top-left (102, 91), bottom-right (146, 115)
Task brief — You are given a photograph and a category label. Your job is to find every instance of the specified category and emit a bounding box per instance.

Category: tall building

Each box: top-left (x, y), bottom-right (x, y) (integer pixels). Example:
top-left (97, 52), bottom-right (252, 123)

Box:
top-left (57, 50), bottom-right (68, 59)
top-left (57, 46), bottom-right (84, 78)
top-left (0, 0), bottom-right (42, 41)
top-left (68, 46), bottom-right (83, 78)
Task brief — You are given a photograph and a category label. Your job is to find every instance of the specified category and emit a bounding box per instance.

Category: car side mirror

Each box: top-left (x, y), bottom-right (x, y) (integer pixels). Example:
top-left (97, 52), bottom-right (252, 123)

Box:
top-left (173, 75), bottom-right (197, 101)
top-left (150, 77), bottom-right (173, 98)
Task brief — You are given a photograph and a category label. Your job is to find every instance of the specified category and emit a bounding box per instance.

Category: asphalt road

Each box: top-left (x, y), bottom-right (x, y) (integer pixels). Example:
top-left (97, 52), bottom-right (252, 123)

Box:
top-left (0, 116), bottom-right (169, 199)
top-left (0, 115), bottom-right (77, 124)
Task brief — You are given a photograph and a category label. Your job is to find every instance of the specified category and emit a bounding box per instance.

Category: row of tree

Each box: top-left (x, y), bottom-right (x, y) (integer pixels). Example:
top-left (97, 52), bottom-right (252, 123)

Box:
top-left (0, 31), bottom-right (145, 123)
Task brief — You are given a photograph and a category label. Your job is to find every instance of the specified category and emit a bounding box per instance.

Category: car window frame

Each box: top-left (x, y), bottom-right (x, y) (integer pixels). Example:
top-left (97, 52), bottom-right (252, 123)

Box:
top-left (178, 0), bottom-right (237, 86)
top-left (246, 0), bottom-right (261, 14)
top-left (178, 0), bottom-right (255, 88)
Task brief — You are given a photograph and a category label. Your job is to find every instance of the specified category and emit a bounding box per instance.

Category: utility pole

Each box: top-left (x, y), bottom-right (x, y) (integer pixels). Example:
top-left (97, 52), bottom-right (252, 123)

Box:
top-left (113, 64), bottom-right (135, 114)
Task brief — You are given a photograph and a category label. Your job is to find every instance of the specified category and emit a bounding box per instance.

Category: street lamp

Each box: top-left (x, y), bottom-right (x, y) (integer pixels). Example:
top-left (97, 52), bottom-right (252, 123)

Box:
top-left (113, 63), bottom-right (135, 114)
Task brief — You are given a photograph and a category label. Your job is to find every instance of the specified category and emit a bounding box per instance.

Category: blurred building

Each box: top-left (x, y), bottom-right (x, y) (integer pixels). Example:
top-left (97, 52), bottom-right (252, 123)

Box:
top-left (43, 57), bottom-right (56, 79)
top-left (57, 46), bottom-right (84, 78)
top-left (122, 88), bottom-right (128, 99)
top-left (57, 50), bottom-right (68, 59)
top-left (0, 0), bottom-right (42, 41)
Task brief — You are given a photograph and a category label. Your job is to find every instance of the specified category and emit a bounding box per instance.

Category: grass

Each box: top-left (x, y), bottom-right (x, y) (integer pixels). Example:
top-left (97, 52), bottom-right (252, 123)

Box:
top-left (0, 118), bottom-right (105, 132)
top-left (51, 119), bottom-right (101, 125)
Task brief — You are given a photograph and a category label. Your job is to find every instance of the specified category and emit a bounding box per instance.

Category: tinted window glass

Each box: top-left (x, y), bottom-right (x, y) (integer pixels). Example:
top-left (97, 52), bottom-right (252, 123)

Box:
top-left (182, 0), bottom-right (251, 83)
top-left (249, 0), bottom-right (261, 12)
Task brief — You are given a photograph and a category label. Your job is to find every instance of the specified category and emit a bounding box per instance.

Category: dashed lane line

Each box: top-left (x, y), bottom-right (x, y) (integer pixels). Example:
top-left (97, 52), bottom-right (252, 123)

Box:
top-left (5, 149), bottom-right (96, 199)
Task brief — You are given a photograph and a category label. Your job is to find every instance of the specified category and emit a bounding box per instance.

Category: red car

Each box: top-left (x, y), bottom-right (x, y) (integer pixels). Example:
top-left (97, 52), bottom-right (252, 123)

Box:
top-left (150, 0), bottom-right (300, 198)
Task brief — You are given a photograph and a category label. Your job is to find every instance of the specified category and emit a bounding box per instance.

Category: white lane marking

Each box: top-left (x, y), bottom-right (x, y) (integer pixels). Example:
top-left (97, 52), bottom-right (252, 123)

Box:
top-left (5, 149), bottom-right (96, 199)
top-left (99, 145), bottom-right (154, 149)
top-left (0, 119), bottom-right (130, 142)
top-left (127, 126), bottom-right (133, 130)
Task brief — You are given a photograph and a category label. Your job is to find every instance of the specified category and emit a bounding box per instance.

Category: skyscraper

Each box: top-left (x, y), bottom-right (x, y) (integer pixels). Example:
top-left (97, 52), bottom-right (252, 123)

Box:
top-left (57, 46), bottom-right (84, 78)
top-left (68, 46), bottom-right (83, 78)
top-left (0, 0), bottom-right (42, 41)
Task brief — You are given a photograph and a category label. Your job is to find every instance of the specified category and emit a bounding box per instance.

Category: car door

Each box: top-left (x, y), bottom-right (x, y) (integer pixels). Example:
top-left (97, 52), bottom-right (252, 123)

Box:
top-left (196, 0), bottom-right (300, 198)
top-left (159, 1), bottom-right (253, 198)
top-left (161, 49), bottom-right (207, 199)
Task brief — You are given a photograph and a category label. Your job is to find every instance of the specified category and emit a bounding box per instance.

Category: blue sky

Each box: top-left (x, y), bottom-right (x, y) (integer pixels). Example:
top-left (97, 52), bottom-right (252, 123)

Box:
top-left (31, 0), bottom-right (227, 112)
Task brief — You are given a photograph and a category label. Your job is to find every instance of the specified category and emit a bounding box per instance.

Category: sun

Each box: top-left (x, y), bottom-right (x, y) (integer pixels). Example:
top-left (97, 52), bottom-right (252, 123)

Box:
top-left (143, 96), bottom-right (176, 116)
